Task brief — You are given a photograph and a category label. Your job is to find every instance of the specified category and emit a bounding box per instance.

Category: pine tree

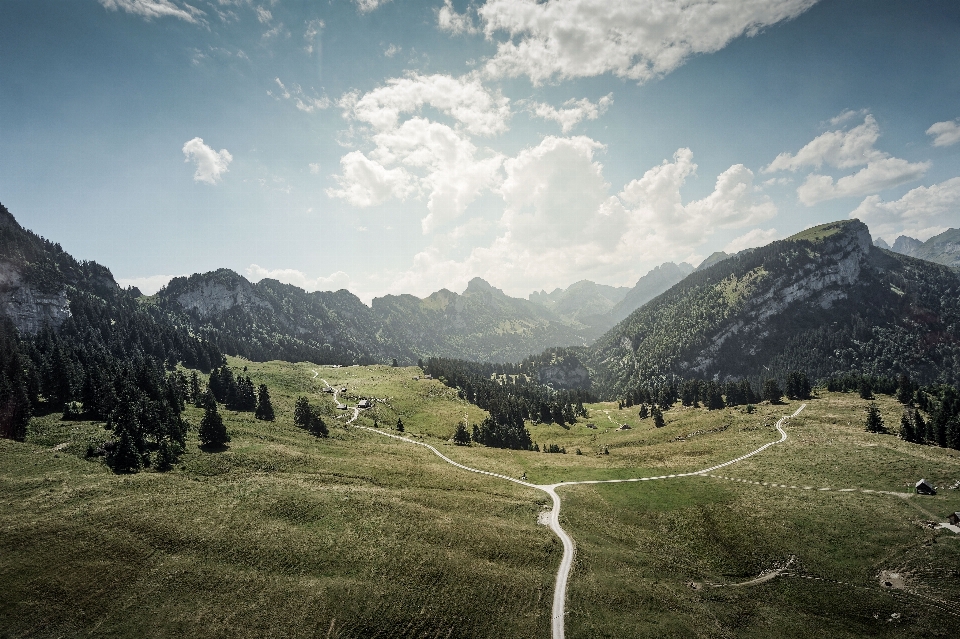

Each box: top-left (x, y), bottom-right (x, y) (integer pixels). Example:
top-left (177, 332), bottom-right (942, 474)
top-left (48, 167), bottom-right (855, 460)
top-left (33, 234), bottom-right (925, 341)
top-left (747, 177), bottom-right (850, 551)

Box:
top-left (858, 379), bottom-right (873, 400)
top-left (896, 374), bottom-right (913, 405)
top-left (255, 384), bottom-right (274, 421)
top-left (198, 392), bottom-right (229, 447)
top-left (763, 380), bottom-right (783, 404)
top-left (914, 410), bottom-right (927, 444)
top-left (638, 404), bottom-right (648, 419)
top-left (155, 438), bottom-right (175, 471)
top-left (453, 422), bottom-right (470, 446)
top-left (396, 417), bottom-right (404, 433)
top-left (865, 403), bottom-right (884, 433)
top-left (899, 411), bottom-right (915, 443)
top-left (189, 371), bottom-right (201, 406)
top-left (294, 396), bottom-right (311, 428)
top-left (652, 405), bottom-right (665, 428)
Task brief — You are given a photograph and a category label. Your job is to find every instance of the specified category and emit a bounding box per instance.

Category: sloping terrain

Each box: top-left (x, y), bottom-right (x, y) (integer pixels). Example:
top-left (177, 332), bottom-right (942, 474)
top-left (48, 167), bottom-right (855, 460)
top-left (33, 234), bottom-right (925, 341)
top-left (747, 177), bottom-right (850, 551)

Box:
top-left (372, 277), bottom-right (593, 363)
top-left (889, 228), bottom-right (960, 269)
top-left (586, 220), bottom-right (960, 398)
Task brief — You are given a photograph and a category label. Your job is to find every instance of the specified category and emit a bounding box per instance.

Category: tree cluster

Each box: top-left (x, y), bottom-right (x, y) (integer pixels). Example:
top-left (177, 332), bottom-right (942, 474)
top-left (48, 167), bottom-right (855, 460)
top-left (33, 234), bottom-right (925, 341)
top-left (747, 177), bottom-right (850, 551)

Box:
top-left (294, 396), bottom-right (328, 437)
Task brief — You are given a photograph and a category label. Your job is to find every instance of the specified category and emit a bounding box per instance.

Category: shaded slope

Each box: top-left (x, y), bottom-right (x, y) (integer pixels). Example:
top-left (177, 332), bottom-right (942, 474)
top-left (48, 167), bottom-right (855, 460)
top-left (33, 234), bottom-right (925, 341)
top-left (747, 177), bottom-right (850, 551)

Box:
top-left (586, 220), bottom-right (960, 398)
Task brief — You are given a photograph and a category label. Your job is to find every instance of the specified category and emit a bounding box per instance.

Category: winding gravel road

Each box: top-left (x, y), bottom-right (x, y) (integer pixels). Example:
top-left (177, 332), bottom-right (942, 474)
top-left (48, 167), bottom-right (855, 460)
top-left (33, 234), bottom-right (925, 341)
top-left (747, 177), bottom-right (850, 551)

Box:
top-left (315, 372), bottom-right (804, 639)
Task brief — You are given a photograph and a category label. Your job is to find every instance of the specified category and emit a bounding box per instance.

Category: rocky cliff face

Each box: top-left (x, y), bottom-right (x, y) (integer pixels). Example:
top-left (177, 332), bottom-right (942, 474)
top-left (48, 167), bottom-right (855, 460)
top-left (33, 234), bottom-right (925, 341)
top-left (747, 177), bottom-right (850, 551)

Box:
top-left (175, 279), bottom-right (273, 317)
top-left (0, 261), bottom-right (71, 333)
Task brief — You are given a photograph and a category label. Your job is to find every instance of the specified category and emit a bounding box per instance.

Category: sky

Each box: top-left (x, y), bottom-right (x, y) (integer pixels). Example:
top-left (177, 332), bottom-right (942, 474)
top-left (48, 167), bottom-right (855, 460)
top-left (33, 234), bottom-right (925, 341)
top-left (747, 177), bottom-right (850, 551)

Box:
top-left (2, 0), bottom-right (959, 302)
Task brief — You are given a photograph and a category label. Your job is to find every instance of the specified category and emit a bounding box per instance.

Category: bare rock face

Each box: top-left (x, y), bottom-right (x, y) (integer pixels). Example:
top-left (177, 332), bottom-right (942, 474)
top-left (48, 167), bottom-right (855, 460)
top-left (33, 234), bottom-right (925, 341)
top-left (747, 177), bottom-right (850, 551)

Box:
top-left (0, 262), bottom-right (71, 333)
top-left (538, 352), bottom-right (590, 390)
top-left (176, 280), bottom-right (273, 317)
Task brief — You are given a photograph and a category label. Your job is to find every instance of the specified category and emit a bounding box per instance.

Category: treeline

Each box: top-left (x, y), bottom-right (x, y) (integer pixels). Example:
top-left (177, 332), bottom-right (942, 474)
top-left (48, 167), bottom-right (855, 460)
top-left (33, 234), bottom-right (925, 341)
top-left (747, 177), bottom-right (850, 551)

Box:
top-left (424, 357), bottom-right (593, 451)
top-left (617, 371), bottom-right (812, 412)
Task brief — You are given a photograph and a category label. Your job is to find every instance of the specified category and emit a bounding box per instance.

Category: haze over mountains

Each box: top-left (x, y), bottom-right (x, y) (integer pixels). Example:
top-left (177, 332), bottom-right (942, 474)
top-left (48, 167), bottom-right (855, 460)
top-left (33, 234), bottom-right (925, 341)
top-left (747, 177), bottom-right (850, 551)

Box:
top-left (874, 228), bottom-right (960, 269)
top-left (1, 202), bottom-right (959, 399)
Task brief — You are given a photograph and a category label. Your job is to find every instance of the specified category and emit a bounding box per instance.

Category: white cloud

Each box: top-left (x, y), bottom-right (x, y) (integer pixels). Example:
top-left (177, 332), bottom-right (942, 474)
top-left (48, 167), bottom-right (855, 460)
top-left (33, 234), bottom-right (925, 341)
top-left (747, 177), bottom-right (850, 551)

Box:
top-left (271, 78), bottom-right (330, 112)
top-left (304, 19), bottom-right (324, 54)
top-left (528, 94), bottom-right (613, 133)
top-left (479, 0), bottom-right (818, 84)
top-left (723, 228), bottom-right (780, 253)
top-left (375, 144), bottom-right (776, 299)
top-left (115, 274), bottom-right (181, 295)
top-left (182, 137), bottom-right (232, 184)
top-left (764, 114), bottom-right (886, 172)
top-left (354, 0), bottom-right (390, 13)
top-left (851, 176), bottom-right (960, 243)
top-left (330, 74), bottom-right (510, 229)
top-left (99, 0), bottom-right (203, 22)
top-left (437, 0), bottom-right (479, 35)
top-left (325, 151), bottom-right (416, 207)
top-left (309, 163), bottom-right (321, 174)
top-left (796, 157), bottom-right (930, 206)
top-left (255, 6), bottom-right (271, 23)
top-left (246, 265), bottom-right (353, 292)
top-left (828, 108), bottom-right (868, 127)
top-left (766, 114), bottom-right (929, 205)
top-left (343, 72), bottom-right (510, 136)
top-left (927, 119), bottom-right (960, 147)
top-left (384, 44), bottom-right (401, 58)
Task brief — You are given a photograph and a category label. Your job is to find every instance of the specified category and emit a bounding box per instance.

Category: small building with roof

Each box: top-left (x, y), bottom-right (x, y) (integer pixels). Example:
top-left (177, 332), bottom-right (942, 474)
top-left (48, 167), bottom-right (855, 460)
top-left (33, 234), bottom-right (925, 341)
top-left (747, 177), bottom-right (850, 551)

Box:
top-left (915, 479), bottom-right (936, 495)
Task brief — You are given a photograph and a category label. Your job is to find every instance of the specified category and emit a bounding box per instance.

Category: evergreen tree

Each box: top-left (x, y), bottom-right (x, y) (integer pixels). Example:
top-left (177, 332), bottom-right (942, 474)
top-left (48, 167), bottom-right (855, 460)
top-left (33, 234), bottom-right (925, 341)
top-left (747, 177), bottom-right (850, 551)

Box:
top-left (189, 371), bottom-right (201, 406)
top-left (914, 410), bottom-right (927, 444)
top-left (255, 384), bottom-right (275, 421)
top-left (308, 409), bottom-right (328, 437)
top-left (899, 411), bottom-right (915, 443)
top-left (198, 392), bottom-right (229, 447)
top-left (858, 379), bottom-right (873, 400)
top-left (896, 374), bottom-right (913, 405)
top-left (154, 438), bottom-right (175, 472)
top-left (865, 403), bottom-right (884, 433)
top-left (763, 379), bottom-right (783, 404)
top-left (652, 405), bottom-right (665, 428)
top-left (396, 417), bottom-right (404, 433)
top-left (638, 404), bottom-right (648, 419)
top-left (453, 422), bottom-right (470, 446)
top-left (294, 396), bottom-right (311, 428)
top-left (108, 404), bottom-right (143, 473)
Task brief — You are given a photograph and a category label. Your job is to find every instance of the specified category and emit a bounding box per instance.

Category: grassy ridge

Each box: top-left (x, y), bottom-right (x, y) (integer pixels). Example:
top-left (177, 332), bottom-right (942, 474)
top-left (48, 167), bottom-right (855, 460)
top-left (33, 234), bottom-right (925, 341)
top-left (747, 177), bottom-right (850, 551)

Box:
top-left (3, 361), bottom-right (959, 637)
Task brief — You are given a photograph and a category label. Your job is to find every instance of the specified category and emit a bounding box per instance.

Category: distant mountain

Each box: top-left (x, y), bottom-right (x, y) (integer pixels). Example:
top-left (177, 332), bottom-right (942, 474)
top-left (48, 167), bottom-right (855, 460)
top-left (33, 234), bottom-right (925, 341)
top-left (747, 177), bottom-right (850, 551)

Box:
top-left (604, 262), bottom-right (695, 325)
top-left (529, 280), bottom-right (629, 322)
top-left (155, 269), bottom-right (415, 365)
top-left (372, 277), bottom-right (593, 363)
top-left (696, 251), bottom-right (731, 271)
top-left (585, 220), bottom-right (960, 398)
top-left (887, 229), bottom-right (960, 269)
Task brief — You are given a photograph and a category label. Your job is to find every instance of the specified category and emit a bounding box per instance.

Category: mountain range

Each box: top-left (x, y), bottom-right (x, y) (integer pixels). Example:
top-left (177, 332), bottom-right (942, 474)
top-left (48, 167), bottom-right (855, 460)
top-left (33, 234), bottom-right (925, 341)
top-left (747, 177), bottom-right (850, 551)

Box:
top-left (874, 228), bottom-right (960, 269)
top-left (1, 202), bottom-right (958, 399)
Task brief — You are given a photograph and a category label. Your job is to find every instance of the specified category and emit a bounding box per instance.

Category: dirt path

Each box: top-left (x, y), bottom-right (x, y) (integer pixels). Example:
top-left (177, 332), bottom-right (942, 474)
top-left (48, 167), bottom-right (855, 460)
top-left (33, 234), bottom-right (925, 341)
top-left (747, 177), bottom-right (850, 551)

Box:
top-left (311, 371), bottom-right (807, 639)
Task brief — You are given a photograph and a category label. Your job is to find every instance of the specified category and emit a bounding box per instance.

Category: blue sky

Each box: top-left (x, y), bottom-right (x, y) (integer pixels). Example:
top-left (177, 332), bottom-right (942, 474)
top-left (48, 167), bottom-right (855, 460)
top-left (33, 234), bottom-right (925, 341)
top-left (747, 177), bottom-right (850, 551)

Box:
top-left (2, 0), bottom-right (959, 301)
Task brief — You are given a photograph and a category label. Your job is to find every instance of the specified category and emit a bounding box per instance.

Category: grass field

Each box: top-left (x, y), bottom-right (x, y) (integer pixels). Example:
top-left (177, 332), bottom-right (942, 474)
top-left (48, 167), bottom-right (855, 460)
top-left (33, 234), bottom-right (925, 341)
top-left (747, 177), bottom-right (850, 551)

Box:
top-left (2, 360), bottom-right (959, 638)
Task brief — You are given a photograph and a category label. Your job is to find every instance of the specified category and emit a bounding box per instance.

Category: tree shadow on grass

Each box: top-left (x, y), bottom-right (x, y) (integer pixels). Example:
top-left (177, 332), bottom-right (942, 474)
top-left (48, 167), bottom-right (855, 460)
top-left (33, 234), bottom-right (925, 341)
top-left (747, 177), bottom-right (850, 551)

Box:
top-left (198, 442), bottom-right (230, 453)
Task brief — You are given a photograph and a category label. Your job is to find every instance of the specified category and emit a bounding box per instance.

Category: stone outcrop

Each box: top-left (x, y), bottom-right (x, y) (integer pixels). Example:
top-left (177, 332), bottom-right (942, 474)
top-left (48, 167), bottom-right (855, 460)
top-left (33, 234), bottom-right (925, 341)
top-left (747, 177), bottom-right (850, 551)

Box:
top-left (0, 262), bottom-right (71, 333)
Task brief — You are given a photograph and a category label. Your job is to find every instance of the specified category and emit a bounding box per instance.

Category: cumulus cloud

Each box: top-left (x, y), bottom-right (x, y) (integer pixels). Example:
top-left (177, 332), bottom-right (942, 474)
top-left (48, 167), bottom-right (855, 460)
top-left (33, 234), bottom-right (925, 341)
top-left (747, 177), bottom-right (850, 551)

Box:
top-left (255, 6), bottom-right (271, 23)
top-left (764, 115), bottom-right (886, 172)
top-left (341, 72), bottom-right (510, 136)
top-left (796, 157), bottom-right (930, 206)
top-left (528, 94), bottom-right (613, 133)
top-left (766, 114), bottom-right (929, 206)
top-left (723, 228), bottom-right (780, 253)
top-left (246, 265), bottom-right (353, 292)
top-left (304, 19), bottom-right (324, 54)
top-left (326, 151), bottom-right (416, 207)
top-left (182, 137), bottom-right (232, 184)
top-left (437, 0), bottom-right (479, 35)
top-left (115, 274), bottom-right (182, 295)
top-left (329, 74), bottom-right (509, 229)
top-left (375, 144), bottom-right (776, 298)
top-left (479, 0), bottom-right (818, 83)
top-left (270, 78), bottom-right (331, 112)
top-left (927, 119), bottom-right (960, 147)
top-left (851, 176), bottom-right (960, 243)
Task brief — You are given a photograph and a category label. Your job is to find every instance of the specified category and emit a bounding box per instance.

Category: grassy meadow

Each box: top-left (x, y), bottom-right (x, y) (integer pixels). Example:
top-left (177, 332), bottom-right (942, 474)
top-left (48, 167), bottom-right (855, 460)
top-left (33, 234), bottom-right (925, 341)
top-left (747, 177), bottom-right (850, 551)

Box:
top-left (2, 360), bottom-right (959, 638)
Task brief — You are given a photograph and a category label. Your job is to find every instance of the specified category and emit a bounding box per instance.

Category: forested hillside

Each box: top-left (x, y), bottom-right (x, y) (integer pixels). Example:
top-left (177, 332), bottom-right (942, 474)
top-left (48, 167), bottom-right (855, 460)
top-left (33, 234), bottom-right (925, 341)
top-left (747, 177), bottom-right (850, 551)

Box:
top-left (155, 270), bottom-right (415, 365)
top-left (585, 220), bottom-right (960, 398)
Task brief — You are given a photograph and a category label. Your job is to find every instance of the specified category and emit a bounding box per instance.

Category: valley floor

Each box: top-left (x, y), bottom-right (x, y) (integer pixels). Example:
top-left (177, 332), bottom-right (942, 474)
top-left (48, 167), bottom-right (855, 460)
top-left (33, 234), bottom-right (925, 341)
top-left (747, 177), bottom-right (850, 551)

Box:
top-left (2, 361), bottom-right (959, 638)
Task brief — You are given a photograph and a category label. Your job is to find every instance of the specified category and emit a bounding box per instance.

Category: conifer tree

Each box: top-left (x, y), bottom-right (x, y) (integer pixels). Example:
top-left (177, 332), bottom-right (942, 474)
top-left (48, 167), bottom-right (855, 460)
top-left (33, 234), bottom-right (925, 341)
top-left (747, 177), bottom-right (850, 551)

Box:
top-left (652, 405), bottom-right (665, 428)
top-left (638, 404), bottom-right (648, 419)
top-left (914, 410), bottom-right (927, 444)
top-left (899, 411), bottom-right (915, 443)
top-left (763, 380), bottom-right (783, 404)
top-left (255, 384), bottom-right (275, 421)
top-left (198, 391), bottom-right (229, 447)
top-left (865, 403), bottom-right (884, 433)
top-left (155, 438), bottom-right (175, 472)
top-left (453, 422), bottom-right (470, 446)
top-left (396, 417), bottom-right (404, 433)
top-left (294, 396), bottom-right (311, 428)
